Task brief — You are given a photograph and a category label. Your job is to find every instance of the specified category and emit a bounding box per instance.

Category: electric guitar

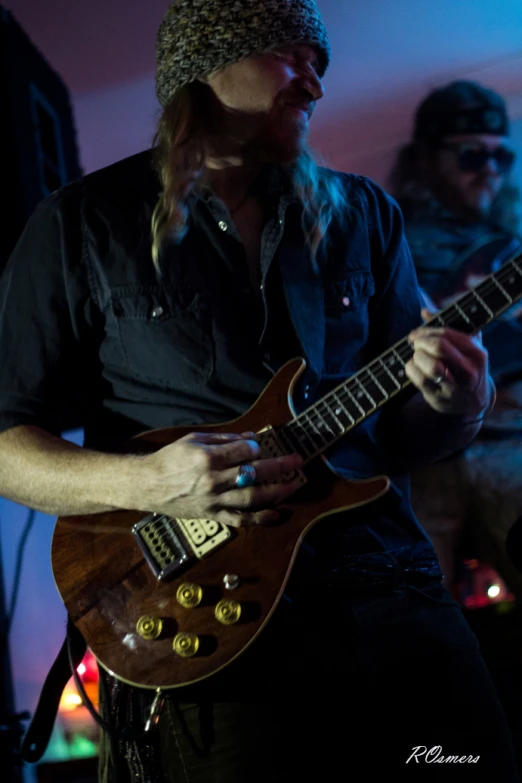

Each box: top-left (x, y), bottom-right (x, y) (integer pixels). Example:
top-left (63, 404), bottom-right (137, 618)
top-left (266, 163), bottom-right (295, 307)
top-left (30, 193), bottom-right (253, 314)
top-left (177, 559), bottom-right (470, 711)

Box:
top-left (51, 247), bottom-right (522, 690)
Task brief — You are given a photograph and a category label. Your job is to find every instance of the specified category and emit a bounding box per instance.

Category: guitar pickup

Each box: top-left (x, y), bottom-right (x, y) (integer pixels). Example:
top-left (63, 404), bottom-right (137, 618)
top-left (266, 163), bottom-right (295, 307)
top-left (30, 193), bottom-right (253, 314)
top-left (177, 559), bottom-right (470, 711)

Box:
top-left (132, 513), bottom-right (190, 581)
top-left (133, 513), bottom-right (233, 580)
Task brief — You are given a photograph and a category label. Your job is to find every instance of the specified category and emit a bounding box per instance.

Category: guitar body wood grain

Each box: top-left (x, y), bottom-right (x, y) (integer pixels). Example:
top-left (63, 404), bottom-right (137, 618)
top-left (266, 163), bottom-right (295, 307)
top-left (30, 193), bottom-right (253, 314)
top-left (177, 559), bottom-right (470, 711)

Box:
top-left (51, 359), bottom-right (389, 689)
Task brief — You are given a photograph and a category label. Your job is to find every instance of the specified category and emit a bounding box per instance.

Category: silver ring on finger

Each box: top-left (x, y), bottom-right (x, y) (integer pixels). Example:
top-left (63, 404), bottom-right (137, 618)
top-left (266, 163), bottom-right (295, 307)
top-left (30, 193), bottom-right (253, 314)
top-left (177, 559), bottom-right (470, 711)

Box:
top-left (434, 366), bottom-right (449, 386)
top-left (235, 464), bottom-right (257, 489)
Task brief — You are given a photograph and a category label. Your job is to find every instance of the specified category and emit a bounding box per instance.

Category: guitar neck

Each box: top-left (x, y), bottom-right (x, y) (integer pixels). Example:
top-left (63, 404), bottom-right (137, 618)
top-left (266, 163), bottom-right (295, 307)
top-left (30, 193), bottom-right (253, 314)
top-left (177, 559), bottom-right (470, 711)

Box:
top-left (276, 251), bottom-right (522, 462)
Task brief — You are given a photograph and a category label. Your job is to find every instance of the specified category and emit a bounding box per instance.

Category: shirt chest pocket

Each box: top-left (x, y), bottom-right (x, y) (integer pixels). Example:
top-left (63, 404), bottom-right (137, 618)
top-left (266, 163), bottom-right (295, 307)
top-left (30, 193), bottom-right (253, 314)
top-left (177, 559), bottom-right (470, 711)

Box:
top-left (323, 270), bottom-right (375, 375)
top-left (106, 288), bottom-right (215, 390)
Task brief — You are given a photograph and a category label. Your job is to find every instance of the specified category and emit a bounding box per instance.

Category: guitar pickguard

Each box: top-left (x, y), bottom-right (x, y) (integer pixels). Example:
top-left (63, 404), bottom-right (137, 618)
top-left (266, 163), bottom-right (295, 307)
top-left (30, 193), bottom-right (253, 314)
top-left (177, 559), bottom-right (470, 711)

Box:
top-left (131, 427), bottom-right (306, 583)
top-left (257, 427), bottom-right (308, 488)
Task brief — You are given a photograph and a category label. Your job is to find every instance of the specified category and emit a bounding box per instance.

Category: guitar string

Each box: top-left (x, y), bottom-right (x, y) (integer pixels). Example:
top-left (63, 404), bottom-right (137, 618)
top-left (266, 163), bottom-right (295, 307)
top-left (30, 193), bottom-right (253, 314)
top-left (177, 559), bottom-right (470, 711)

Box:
top-left (285, 341), bottom-right (518, 453)
top-left (308, 257), bottom-right (522, 405)
top-left (283, 258), bottom-right (522, 449)
top-left (55, 259), bottom-right (522, 504)
top-left (292, 259), bottom-right (522, 435)
top-left (286, 336), bottom-right (493, 454)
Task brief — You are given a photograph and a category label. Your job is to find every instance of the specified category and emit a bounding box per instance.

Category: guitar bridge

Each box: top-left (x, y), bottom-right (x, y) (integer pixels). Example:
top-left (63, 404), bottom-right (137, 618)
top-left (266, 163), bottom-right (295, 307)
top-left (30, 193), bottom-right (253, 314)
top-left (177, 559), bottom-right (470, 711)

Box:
top-left (132, 514), bottom-right (231, 581)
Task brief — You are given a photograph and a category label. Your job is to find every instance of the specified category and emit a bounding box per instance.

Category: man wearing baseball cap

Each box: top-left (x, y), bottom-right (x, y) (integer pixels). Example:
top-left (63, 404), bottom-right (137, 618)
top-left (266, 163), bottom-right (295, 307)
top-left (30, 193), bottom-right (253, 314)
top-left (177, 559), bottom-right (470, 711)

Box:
top-left (1, 5), bottom-right (518, 781)
top-left (390, 82), bottom-right (522, 613)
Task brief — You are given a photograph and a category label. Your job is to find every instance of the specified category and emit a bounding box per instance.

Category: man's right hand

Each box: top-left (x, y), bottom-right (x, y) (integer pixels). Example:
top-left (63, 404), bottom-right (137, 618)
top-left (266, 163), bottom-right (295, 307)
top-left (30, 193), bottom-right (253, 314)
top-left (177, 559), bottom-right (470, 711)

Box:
top-left (140, 432), bottom-right (303, 528)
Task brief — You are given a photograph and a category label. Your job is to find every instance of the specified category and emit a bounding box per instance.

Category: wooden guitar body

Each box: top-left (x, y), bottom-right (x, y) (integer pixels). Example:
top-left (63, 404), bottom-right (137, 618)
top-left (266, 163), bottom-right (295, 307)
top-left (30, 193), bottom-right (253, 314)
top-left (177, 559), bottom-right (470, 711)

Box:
top-left (51, 359), bottom-right (389, 689)
top-left (51, 243), bottom-right (522, 689)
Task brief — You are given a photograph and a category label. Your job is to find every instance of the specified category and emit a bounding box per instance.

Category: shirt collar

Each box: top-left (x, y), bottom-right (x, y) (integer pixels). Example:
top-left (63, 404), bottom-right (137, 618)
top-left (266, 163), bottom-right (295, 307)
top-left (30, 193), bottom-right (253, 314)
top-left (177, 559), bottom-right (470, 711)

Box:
top-left (193, 164), bottom-right (298, 210)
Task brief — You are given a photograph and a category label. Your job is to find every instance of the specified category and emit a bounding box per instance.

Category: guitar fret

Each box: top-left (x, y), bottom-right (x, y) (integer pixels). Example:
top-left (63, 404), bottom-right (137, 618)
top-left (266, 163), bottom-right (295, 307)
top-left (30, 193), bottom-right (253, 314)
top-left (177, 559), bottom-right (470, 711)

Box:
top-left (331, 391), bottom-right (355, 426)
top-left (317, 400), bottom-right (344, 434)
top-left (274, 250), bottom-right (522, 465)
top-left (310, 406), bottom-right (338, 439)
top-left (500, 266), bottom-right (522, 286)
top-left (382, 352), bottom-right (399, 371)
top-left (345, 387), bottom-right (366, 417)
top-left (454, 302), bottom-right (474, 327)
top-left (353, 368), bottom-right (390, 411)
top-left (65, 245), bottom-right (522, 695)
top-left (330, 392), bottom-right (355, 429)
top-left (491, 276), bottom-right (513, 304)
top-left (393, 349), bottom-right (406, 366)
top-left (392, 349), bottom-right (408, 380)
top-left (284, 422), bottom-right (314, 458)
top-left (353, 376), bottom-right (377, 409)
top-left (368, 367), bottom-right (388, 397)
top-left (440, 303), bottom-right (476, 333)
top-left (513, 259), bottom-right (522, 278)
top-left (339, 390), bottom-right (366, 422)
top-left (498, 266), bottom-right (522, 304)
top-left (303, 412), bottom-right (330, 447)
top-left (368, 368), bottom-right (388, 397)
top-left (461, 294), bottom-right (489, 327)
top-left (378, 357), bottom-right (401, 390)
top-left (276, 426), bottom-right (301, 457)
top-left (471, 289), bottom-right (494, 318)
top-left (477, 279), bottom-right (513, 314)
top-left (296, 420), bottom-right (319, 454)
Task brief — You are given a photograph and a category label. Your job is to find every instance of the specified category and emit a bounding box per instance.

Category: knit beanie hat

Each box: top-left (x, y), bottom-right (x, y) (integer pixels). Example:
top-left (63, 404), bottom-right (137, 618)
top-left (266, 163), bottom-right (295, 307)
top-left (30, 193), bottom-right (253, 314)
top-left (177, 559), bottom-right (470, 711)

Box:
top-left (156, 0), bottom-right (331, 108)
top-left (414, 80), bottom-right (510, 145)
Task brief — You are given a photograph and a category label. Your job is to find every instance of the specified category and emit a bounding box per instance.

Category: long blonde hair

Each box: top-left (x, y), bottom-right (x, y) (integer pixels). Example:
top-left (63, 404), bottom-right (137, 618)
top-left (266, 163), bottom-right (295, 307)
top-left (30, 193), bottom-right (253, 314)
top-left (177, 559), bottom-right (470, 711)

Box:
top-left (151, 82), bottom-right (347, 272)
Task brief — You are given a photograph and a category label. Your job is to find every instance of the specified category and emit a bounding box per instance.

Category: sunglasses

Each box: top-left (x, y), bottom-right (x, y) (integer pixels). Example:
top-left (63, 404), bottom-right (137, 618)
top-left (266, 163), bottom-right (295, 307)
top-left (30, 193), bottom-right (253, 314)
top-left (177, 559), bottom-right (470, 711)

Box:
top-left (437, 143), bottom-right (516, 174)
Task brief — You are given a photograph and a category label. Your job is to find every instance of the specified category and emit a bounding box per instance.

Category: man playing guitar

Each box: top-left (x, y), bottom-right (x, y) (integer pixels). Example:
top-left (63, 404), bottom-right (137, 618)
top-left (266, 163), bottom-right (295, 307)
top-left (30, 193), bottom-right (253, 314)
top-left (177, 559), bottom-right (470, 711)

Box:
top-left (0, 4), bottom-right (518, 781)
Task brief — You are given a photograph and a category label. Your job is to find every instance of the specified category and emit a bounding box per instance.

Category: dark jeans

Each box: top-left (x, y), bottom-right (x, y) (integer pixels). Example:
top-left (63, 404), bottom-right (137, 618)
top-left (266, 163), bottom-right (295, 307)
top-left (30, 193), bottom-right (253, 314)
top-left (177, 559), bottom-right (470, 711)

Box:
top-left (98, 523), bottom-right (520, 782)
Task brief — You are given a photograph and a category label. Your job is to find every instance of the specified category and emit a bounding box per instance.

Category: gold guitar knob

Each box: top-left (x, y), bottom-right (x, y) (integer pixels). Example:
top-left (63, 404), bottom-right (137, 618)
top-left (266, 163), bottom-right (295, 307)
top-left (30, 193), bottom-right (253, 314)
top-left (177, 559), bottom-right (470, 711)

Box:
top-left (173, 632), bottom-right (200, 658)
top-left (215, 599), bottom-right (241, 625)
top-left (136, 616), bottom-right (163, 640)
top-left (176, 583), bottom-right (203, 608)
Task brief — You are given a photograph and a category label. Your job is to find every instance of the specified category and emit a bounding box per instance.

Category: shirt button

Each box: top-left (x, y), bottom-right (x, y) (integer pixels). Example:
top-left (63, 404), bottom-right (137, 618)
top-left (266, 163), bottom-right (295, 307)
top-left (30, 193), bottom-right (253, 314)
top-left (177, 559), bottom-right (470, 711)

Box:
top-left (151, 306), bottom-right (164, 319)
top-left (304, 384), bottom-right (311, 400)
top-left (218, 220), bottom-right (228, 232)
top-left (342, 297), bottom-right (351, 308)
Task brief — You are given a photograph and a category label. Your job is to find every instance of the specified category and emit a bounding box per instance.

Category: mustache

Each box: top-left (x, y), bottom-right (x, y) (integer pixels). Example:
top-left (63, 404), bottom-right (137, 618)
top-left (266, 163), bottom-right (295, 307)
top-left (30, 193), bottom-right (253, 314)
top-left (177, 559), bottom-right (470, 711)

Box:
top-left (278, 91), bottom-right (316, 117)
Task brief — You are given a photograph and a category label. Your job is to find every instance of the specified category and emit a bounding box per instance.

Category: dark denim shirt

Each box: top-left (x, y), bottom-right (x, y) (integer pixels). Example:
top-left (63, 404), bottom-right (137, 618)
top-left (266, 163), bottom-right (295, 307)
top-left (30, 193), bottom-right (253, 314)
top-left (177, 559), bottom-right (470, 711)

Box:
top-left (0, 150), bottom-right (429, 544)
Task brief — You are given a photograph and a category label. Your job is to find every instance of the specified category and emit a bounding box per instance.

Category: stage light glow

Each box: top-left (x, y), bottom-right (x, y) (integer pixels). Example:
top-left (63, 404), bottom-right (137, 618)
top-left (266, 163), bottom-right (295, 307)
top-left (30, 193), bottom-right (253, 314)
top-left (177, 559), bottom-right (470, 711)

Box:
top-left (487, 584), bottom-right (501, 598)
top-left (60, 692), bottom-right (82, 711)
top-left (77, 663), bottom-right (87, 675)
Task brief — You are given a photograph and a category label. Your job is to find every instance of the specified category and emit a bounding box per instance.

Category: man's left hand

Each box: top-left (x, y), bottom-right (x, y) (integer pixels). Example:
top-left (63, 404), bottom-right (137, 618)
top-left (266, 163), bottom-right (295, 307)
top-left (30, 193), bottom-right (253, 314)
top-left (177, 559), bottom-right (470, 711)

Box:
top-left (406, 310), bottom-right (493, 417)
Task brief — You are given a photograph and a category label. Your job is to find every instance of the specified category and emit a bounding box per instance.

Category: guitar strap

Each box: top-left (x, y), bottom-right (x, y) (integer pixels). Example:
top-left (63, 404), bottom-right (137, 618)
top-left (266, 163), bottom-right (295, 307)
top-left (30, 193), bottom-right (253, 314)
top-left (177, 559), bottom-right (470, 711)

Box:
top-left (21, 617), bottom-right (86, 763)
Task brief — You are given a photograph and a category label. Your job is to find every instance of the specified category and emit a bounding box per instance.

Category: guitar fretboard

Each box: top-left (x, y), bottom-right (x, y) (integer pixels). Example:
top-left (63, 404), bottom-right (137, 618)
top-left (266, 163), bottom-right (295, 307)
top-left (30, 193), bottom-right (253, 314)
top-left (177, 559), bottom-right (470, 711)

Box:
top-left (275, 252), bottom-right (522, 462)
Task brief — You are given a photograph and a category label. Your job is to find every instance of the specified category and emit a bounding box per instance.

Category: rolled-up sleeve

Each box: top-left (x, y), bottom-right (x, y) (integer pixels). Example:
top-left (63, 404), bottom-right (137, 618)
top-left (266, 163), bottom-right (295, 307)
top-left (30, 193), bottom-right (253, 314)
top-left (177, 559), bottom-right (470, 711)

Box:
top-left (0, 191), bottom-right (93, 435)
